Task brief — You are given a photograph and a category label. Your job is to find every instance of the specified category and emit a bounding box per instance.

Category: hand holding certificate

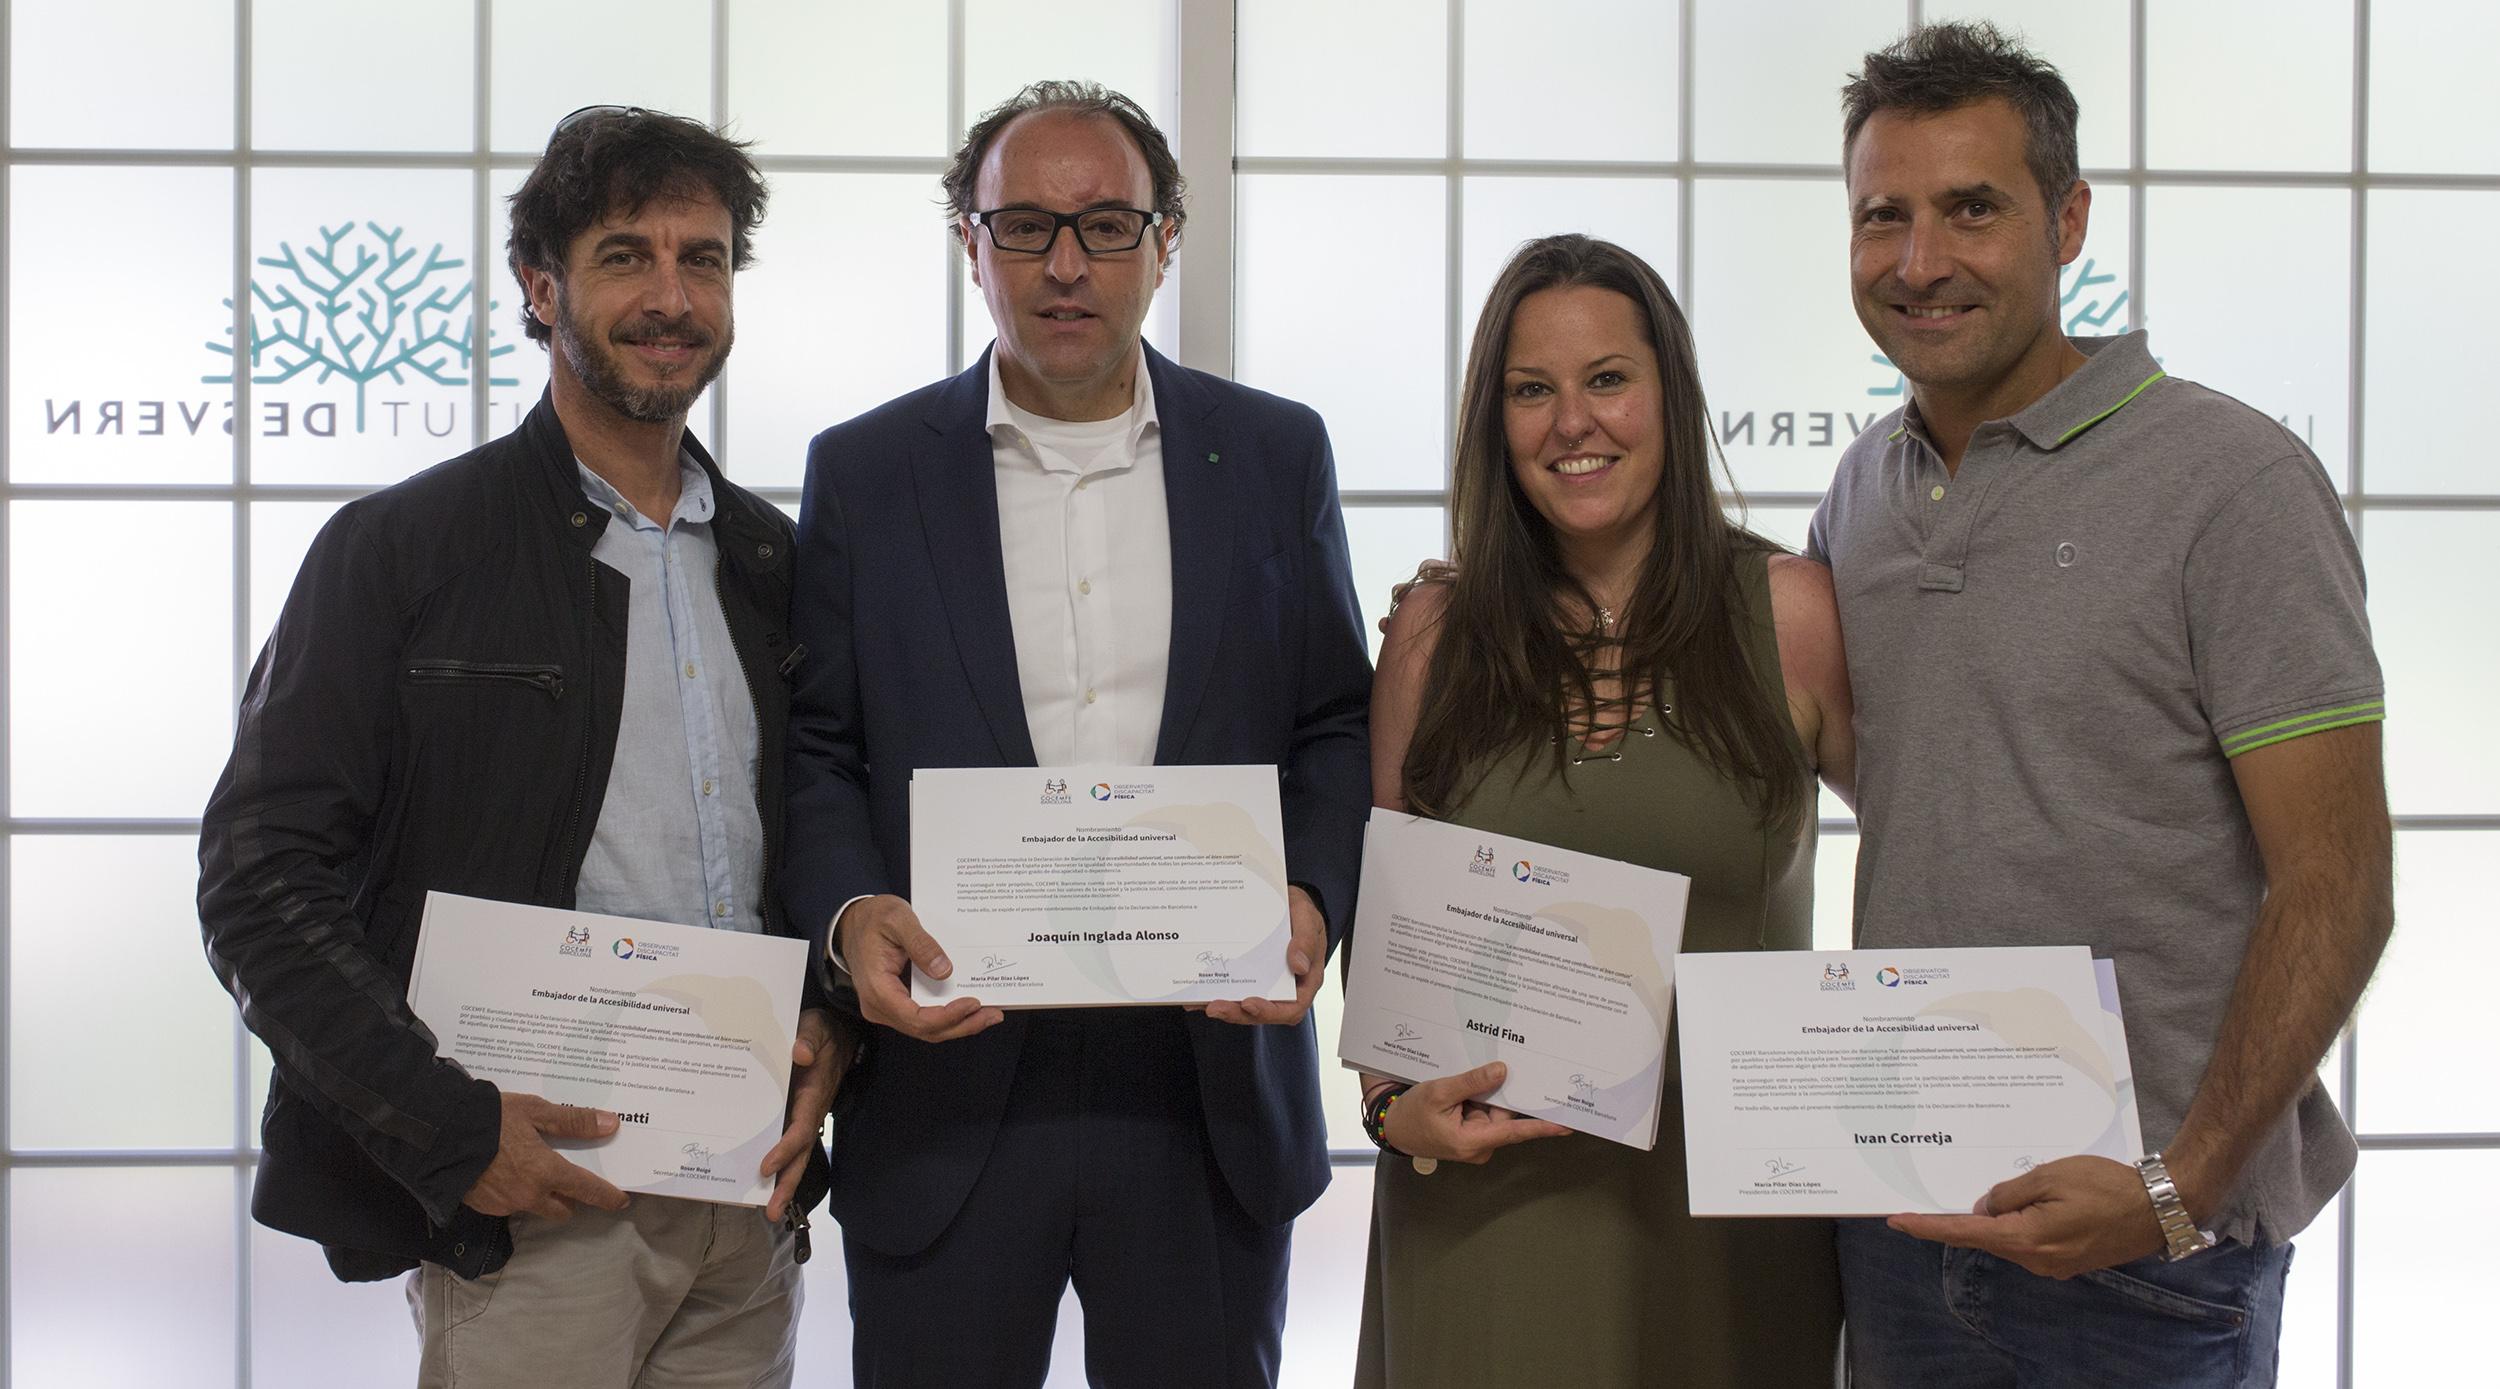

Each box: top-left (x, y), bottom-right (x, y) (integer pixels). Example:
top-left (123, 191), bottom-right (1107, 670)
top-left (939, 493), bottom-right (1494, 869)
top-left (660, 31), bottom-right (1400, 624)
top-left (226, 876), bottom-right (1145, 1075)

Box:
top-left (1675, 946), bottom-right (2143, 1216)
top-left (406, 892), bottom-right (808, 1207)
top-left (1338, 812), bottom-right (1690, 1150)
top-left (908, 765), bottom-right (1299, 1008)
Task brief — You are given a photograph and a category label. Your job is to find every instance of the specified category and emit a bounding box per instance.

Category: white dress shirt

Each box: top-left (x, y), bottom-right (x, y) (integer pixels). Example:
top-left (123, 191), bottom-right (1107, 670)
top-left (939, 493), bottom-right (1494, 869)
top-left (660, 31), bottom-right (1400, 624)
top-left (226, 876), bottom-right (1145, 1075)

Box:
top-left (827, 353), bottom-right (1176, 969)
top-left (987, 348), bottom-right (1173, 767)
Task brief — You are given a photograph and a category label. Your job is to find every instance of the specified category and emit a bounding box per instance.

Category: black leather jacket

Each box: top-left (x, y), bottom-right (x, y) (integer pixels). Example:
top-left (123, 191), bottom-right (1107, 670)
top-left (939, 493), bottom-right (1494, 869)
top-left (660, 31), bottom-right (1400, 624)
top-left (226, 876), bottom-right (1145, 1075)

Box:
top-left (199, 394), bottom-right (809, 1281)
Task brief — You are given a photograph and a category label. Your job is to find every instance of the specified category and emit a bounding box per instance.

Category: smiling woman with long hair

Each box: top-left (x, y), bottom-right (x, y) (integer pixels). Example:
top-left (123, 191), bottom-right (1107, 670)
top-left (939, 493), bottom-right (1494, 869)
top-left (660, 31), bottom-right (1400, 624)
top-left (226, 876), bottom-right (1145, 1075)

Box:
top-left (1353, 234), bottom-right (1855, 1386)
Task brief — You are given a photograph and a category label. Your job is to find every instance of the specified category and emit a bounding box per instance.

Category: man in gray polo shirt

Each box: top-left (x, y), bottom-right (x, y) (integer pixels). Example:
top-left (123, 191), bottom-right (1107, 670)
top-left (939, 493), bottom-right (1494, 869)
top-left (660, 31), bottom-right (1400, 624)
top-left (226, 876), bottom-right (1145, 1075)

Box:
top-left (1808, 24), bottom-right (2393, 1386)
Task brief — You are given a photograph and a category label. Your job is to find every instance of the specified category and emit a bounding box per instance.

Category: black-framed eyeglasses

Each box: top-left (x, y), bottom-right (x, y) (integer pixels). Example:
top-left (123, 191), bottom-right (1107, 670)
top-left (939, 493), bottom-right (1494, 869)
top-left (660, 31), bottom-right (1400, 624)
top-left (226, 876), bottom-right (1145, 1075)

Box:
top-left (551, 104), bottom-right (634, 141)
top-left (967, 206), bottom-right (1165, 255)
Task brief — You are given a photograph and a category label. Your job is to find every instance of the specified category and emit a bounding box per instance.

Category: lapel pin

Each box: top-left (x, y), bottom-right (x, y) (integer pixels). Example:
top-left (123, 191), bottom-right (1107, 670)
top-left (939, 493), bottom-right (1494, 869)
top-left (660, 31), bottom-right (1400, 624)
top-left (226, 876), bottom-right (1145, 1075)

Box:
top-left (1206, 451), bottom-right (1220, 463)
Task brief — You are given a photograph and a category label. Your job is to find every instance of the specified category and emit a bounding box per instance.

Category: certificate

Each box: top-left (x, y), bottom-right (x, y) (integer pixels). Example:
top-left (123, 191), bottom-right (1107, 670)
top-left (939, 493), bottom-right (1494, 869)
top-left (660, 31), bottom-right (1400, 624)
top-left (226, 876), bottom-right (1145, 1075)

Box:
top-left (1337, 812), bottom-right (1690, 1149)
top-left (1675, 947), bottom-right (2144, 1216)
top-left (405, 892), bottom-right (807, 1206)
top-left (908, 765), bottom-right (1297, 1007)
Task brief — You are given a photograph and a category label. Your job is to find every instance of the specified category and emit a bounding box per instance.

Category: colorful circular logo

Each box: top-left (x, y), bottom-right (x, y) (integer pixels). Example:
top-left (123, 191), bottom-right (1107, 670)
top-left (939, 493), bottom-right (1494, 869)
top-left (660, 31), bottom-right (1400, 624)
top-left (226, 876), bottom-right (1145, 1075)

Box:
top-left (1877, 966), bottom-right (1901, 987)
top-left (1512, 861), bottom-right (1532, 881)
top-left (612, 938), bottom-right (636, 958)
top-left (1091, 783), bottom-right (1113, 800)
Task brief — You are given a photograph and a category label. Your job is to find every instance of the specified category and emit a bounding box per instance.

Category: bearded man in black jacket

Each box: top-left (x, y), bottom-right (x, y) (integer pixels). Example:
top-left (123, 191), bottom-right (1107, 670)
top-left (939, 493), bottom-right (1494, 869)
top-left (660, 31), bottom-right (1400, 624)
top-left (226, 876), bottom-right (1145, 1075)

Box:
top-left (198, 106), bottom-right (847, 1389)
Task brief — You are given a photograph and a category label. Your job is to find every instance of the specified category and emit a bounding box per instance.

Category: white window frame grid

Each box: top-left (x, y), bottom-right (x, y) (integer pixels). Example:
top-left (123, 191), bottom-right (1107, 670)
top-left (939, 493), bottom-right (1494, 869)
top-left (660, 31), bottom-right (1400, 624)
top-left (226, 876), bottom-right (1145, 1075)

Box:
top-left (0, 1), bottom-right (2488, 1385)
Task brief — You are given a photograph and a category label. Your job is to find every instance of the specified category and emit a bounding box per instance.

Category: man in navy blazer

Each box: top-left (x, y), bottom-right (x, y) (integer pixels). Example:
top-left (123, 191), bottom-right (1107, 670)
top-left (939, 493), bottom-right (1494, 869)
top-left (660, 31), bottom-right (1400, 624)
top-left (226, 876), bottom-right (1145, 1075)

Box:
top-left (782, 81), bottom-right (1371, 1388)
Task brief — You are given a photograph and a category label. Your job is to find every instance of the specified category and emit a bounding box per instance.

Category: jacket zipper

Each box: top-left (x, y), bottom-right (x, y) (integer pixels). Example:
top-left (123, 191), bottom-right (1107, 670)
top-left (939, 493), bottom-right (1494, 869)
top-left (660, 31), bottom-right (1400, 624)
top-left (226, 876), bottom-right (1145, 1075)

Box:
top-left (404, 660), bottom-right (565, 699)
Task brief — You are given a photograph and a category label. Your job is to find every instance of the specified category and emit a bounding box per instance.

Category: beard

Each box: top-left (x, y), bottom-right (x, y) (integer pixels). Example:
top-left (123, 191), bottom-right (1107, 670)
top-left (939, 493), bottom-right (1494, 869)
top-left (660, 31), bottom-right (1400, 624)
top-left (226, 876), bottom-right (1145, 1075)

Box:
top-left (551, 291), bottom-right (732, 425)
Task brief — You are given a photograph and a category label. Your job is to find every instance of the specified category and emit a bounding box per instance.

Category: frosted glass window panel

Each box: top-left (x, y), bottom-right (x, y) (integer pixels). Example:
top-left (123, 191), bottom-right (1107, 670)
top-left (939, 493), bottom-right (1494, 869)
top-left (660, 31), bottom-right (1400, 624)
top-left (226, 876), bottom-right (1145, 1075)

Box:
top-left (1687, 179), bottom-right (1875, 497)
top-left (488, 0), bottom-right (713, 154)
top-left (728, 174), bottom-right (952, 489)
top-left (250, 1213), bottom-right (418, 1386)
top-left (1237, 0), bottom-right (1447, 159)
top-left (1813, 830), bottom-right (1859, 950)
top-left (1236, 175), bottom-right (1448, 493)
top-left (247, 169), bottom-right (488, 484)
top-left (1693, 0), bottom-right (1910, 166)
top-left (10, 837), bottom-right (236, 1148)
top-left (251, 0), bottom-right (474, 152)
top-left (1458, 178), bottom-right (1679, 356)
top-left (11, 501), bottom-right (235, 817)
top-left (1923, 0), bottom-right (2129, 173)
top-left (2361, 191), bottom-right (2499, 496)
top-left (2369, 0), bottom-right (2500, 175)
top-left (2356, 832), bottom-right (2499, 1133)
top-left (2142, 187), bottom-right (2350, 488)
top-left (2353, 1150), bottom-right (2499, 1384)
top-left (249, 501), bottom-right (346, 654)
top-left (1460, 0), bottom-right (1677, 163)
top-left (9, 1166), bottom-right (239, 1389)
top-left (8, 0), bottom-right (234, 150)
top-left (963, 0), bottom-right (1174, 136)
top-left (1343, 504), bottom-right (1447, 663)
top-left (8, 167), bottom-right (235, 485)
top-left (2362, 513), bottom-right (2496, 816)
top-left (2147, 0), bottom-right (2351, 173)
top-left (727, 0), bottom-right (947, 158)
top-left (2276, 1191), bottom-right (2342, 1389)
top-left (1278, 1164), bottom-right (1374, 1384)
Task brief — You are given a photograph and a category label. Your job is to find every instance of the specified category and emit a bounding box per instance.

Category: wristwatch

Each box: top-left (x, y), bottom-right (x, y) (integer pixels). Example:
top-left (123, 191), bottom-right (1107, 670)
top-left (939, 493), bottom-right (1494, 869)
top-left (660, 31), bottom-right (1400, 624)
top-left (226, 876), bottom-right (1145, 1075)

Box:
top-left (2136, 1152), bottom-right (2215, 1261)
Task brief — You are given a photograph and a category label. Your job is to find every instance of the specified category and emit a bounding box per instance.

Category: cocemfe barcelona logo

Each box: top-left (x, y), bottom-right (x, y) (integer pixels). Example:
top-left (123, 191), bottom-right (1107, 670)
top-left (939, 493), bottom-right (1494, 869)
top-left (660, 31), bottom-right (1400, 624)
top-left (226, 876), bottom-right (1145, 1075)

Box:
top-left (1040, 777), bottom-right (1071, 805)
top-left (1820, 962), bottom-right (1855, 991)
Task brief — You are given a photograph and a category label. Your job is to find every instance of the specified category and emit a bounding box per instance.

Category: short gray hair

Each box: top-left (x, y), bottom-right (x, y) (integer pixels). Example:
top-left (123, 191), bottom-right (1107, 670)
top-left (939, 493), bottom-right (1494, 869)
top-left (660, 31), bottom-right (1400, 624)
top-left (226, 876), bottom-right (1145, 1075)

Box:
top-left (1842, 22), bottom-right (2081, 211)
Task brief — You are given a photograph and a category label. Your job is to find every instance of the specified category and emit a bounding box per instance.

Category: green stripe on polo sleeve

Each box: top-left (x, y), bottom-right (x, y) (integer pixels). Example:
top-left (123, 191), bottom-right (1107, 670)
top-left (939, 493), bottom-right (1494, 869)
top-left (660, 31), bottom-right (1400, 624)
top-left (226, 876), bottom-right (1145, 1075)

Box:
top-left (2219, 700), bottom-right (2387, 758)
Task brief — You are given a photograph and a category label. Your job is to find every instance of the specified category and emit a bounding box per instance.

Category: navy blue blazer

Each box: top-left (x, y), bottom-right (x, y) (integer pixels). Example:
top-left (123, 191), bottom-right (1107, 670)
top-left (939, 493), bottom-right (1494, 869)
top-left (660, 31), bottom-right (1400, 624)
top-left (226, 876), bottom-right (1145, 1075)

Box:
top-left (782, 344), bottom-right (1373, 1257)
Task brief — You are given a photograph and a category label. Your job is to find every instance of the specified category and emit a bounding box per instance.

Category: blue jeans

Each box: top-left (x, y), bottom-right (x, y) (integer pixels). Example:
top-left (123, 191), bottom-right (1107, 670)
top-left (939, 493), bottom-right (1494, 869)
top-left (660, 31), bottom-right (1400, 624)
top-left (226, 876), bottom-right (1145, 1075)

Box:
top-left (1837, 1219), bottom-right (2292, 1388)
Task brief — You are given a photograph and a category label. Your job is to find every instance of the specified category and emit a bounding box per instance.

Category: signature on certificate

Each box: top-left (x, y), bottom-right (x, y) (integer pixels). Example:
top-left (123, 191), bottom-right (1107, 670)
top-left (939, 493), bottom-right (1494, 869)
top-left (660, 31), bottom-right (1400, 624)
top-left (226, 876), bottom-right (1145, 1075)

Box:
top-left (1764, 1157), bottom-right (1805, 1179)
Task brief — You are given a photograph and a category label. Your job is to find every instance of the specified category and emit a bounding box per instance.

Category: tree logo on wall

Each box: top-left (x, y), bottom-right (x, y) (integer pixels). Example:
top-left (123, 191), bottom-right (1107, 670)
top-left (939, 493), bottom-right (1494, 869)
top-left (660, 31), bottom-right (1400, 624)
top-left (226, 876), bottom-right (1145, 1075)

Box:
top-left (202, 220), bottom-right (517, 432)
top-left (1865, 258), bottom-right (2130, 398)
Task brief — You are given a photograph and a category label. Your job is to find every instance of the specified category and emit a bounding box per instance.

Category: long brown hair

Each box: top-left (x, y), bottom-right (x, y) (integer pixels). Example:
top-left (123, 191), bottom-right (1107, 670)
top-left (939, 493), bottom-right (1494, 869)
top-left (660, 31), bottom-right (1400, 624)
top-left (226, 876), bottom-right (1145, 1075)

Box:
top-left (1403, 234), bottom-right (1808, 830)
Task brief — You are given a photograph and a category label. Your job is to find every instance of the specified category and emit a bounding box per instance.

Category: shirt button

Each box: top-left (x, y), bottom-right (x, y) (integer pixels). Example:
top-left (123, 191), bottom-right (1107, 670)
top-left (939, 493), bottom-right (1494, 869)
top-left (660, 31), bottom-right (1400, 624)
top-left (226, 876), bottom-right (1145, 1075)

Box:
top-left (714, 901), bottom-right (729, 918)
top-left (1084, 688), bottom-right (1098, 705)
top-left (1929, 485), bottom-right (1946, 501)
top-left (615, 503), bottom-right (632, 518)
top-left (1078, 578), bottom-right (1092, 595)
top-left (684, 661), bottom-right (697, 679)
top-left (702, 778), bottom-right (715, 796)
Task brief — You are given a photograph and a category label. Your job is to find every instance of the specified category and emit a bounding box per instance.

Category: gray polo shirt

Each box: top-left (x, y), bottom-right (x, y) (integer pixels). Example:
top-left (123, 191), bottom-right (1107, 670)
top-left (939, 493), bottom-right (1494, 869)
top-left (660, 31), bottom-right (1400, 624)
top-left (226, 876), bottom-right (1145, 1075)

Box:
top-left (1806, 331), bottom-right (2383, 1245)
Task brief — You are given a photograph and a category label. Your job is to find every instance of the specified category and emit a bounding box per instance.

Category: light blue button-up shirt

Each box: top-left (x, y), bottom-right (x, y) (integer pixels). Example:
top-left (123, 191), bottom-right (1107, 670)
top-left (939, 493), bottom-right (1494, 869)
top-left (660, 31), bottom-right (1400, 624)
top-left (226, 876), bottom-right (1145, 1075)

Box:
top-left (572, 456), bottom-right (765, 934)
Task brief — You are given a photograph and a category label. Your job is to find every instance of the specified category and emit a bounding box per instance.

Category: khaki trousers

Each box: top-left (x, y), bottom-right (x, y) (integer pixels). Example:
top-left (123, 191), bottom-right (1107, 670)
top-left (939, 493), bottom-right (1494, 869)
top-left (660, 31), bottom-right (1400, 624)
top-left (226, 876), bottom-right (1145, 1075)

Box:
top-left (407, 1198), bottom-right (802, 1389)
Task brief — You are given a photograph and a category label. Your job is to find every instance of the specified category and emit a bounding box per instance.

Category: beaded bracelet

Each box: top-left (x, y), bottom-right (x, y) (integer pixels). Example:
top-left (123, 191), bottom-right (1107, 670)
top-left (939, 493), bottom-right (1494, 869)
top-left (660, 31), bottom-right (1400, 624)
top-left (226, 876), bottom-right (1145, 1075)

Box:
top-left (1361, 1083), bottom-right (1412, 1157)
